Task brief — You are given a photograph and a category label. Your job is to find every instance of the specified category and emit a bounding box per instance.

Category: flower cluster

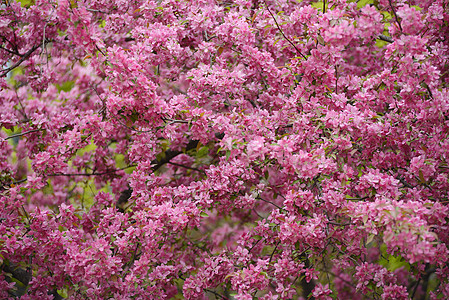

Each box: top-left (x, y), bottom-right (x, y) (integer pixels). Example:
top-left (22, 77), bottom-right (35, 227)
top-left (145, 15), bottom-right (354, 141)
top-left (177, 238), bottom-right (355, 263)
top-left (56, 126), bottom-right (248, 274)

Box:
top-left (1, 0), bottom-right (448, 299)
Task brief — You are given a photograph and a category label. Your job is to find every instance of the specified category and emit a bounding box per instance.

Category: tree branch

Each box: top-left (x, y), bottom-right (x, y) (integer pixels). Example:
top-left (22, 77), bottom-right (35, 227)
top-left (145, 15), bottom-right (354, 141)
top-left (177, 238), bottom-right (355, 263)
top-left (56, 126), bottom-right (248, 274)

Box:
top-left (4, 129), bottom-right (43, 141)
top-left (1, 261), bottom-right (32, 287)
top-left (0, 44), bottom-right (21, 56)
top-left (0, 44), bottom-right (40, 77)
top-left (256, 195), bottom-right (283, 210)
top-left (47, 165), bottom-right (136, 177)
top-left (262, 0), bottom-right (307, 60)
top-left (388, 0), bottom-right (403, 33)
top-left (378, 34), bottom-right (394, 43)
top-left (167, 161), bottom-right (206, 174)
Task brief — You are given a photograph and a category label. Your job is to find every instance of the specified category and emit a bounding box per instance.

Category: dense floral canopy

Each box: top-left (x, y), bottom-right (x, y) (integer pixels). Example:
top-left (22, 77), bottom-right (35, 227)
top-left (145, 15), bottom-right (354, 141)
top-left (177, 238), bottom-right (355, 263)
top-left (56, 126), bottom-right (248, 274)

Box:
top-left (1, 0), bottom-right (449, 299)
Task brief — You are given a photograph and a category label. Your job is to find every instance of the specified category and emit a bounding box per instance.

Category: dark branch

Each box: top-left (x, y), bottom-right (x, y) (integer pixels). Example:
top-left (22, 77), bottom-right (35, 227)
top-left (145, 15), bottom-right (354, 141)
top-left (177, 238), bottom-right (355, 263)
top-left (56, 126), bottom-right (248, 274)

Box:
top-left (0, 45), bottom-right (21, 56)
top-left (0, 44), bottom-right (40, 77)
top-left (256, 196), bottom-right (283, 210)
top-left (204, 289), bottom-right (230, 300)
top-left (262, 0), bottom-right (307, 60)
top-left (47, 165), bottom-right (136, 177)
top-left (116, 136), bottom-right (222, 207)
top-left (378, 34), bottom-right (394, 43)
top-left (388, 0), bottom-right (403, 32)
top-left (4, 129), bottom-right (42, 140)
top-left (1, 261), bottom-right (32, 286)
top-left (301, 257), bottom-right (316, 299)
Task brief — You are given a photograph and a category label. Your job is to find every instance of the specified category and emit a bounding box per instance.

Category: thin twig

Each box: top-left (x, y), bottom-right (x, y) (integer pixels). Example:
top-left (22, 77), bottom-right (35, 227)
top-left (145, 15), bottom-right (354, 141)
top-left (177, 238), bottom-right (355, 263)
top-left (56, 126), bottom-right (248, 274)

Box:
top-left (388, 0), bottom-right (403, 32)
top-left (262, 0), bottom-right (307, 60)
top-left (411, 277), bottom-right (421, 299)
top-left (335, 65), bottom-right (338, 93)
top-left (41, 8), bottom-right (55, 72)
top-left (248, 238), bottom-right (261, 253)
top-left (269, 241), bottom-right (280, 263)
top-left (167, 161), bottom-right (206, 174)
top-left (396, 176), bottom-right (415, 188)
top-left (95, 44), bottom-right (106, 56)
top-left (256, 196), bottom-right (283, 210)
top-left (331, 241), bottom-right (360, 266)
top-left (1, 37), bottom-right (20, 55)
top-left (204, 288), bottom-right (230, 300)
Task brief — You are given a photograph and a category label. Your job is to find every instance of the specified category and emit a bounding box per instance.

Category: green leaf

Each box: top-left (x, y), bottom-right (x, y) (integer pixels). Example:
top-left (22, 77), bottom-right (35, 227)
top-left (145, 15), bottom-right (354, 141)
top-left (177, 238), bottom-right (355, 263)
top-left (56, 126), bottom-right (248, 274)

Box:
top-left (356, 0), bottom-right (374, 9)
top-left (196, 146), bottom-right (209, 158)
top-left (362, 215), bottom-right (369, 224)
top-left (56, 81), bottom-right (75, 92)
top-left (252, 235), bottom-right (263, 240)
top-left (366, 234), bottom-right (375, 245)
top-left (57, 289), bottom-right (69, 298)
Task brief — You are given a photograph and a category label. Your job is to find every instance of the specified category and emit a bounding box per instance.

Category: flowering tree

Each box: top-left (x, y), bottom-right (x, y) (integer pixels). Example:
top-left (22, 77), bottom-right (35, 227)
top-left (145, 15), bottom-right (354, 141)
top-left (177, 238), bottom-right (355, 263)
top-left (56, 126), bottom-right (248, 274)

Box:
top-left (1, 0), bottom-right (448, 298)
